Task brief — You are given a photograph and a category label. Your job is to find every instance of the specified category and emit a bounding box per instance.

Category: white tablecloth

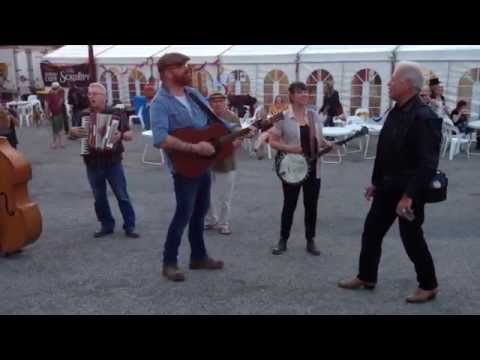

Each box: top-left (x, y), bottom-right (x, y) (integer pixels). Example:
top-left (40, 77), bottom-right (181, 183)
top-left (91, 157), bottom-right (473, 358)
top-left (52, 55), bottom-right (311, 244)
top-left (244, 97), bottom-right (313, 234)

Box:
top-left (468, 121), bottom-right (480, 130)
top-left (347, 123), bottom-right (382, 134)
top-left (6, 101), bottom-right (29, 108)
top-left (323, 127), bottom-right (353, 137)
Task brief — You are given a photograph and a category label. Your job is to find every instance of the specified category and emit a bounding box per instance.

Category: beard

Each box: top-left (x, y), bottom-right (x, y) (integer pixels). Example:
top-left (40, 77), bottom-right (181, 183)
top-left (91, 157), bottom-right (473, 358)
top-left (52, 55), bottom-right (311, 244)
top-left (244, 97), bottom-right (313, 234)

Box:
top-left (173, 71), bottom-right (192, 87)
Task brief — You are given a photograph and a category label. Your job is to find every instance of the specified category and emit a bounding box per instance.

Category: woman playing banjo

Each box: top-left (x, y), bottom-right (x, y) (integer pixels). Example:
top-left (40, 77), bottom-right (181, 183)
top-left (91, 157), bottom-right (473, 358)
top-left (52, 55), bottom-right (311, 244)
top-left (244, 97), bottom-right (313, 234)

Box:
top-left (267, 82), bottom-right (333, 256)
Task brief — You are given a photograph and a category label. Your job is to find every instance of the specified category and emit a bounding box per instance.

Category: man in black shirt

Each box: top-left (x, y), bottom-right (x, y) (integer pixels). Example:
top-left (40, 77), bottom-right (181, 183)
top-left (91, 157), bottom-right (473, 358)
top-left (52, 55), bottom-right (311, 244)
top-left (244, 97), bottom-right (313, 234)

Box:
top-left (68, 81), bottom-right (89, 127)
top-left (338, 61), bottom-right (442, 303)
top-left (70, 83), bottom-right (139, 239)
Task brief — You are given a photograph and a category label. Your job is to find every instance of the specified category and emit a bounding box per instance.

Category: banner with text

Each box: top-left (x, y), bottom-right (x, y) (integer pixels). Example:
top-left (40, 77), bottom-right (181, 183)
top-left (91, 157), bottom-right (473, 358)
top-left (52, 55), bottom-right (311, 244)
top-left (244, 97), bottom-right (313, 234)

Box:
top-left (41, 63), bottom-right (91, 87)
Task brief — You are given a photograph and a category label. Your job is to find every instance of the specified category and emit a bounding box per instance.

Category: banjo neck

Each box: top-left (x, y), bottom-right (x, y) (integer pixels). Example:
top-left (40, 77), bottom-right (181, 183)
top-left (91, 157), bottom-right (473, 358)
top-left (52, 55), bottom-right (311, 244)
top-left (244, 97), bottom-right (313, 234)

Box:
top-left (314, 126), bottom-right (369, 159)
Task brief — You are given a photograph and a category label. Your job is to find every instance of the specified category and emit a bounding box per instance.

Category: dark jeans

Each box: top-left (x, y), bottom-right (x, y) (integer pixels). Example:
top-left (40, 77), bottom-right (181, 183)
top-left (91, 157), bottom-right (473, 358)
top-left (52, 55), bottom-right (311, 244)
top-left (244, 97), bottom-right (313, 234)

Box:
top-left (63, 114), bottom-right (70, 134)
top-left (358, 187), bottom-right (438, 290)
top-left (72, 110), bottom-right (83, 127)
top-left (281, 176), bottom-right (321, 241)
top-left (163, 172), bottom-right (211, 266)
top-left (86, 163), bottom-right (136, 232)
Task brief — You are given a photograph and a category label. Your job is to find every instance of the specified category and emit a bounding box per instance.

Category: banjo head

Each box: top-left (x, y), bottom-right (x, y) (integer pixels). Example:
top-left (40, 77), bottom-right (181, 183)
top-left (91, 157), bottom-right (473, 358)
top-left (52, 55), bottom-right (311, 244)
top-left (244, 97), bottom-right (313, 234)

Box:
top-left (275, 153), bottom-right (310, 185)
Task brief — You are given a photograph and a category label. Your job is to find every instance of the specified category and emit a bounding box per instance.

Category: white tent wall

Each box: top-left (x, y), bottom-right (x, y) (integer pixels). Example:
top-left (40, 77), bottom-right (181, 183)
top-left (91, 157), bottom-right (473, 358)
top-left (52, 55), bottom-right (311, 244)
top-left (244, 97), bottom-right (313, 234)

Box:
top-left (299, 62), bottom-right (392, 115)
top-left (41, 45), bottom-right (480, 118)
top-left (43, 45), bottom-right (114, 64)
top-left (219, 63), bottom-right (258, 97)
top-left (97, 64), bottom-right (151, 105)
top-left (221, 63), bottom-right (297, 107)
top-left (95, 45), bottom-right (169, 65)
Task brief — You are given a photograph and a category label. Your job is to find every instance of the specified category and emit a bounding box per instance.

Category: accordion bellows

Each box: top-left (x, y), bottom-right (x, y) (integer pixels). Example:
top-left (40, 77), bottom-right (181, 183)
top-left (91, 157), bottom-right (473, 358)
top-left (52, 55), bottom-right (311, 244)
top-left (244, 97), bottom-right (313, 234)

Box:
top-left (80, 113), bottom-right (119, 155)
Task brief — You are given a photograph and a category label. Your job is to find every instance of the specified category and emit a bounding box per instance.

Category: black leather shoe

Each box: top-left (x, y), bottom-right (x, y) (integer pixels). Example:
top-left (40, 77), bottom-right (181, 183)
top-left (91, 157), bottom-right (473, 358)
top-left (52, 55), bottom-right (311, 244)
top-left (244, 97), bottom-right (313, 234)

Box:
top-left (94, 229), bottom-right (114, 238)
top-left (306, 240), bottom-right (321, 256)
top-left (272, 239), bottom-right (287, 255)
top-left (125, 231), bottom-right (140, 239)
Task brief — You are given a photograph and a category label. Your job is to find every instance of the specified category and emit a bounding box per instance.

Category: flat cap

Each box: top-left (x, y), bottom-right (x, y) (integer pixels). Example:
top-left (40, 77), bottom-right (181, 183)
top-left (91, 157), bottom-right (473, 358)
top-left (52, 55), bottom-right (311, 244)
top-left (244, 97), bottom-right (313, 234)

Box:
top-left (157, 53), bottom-right (190, 72)
top-left (208, 92), bottom-right (227, 101)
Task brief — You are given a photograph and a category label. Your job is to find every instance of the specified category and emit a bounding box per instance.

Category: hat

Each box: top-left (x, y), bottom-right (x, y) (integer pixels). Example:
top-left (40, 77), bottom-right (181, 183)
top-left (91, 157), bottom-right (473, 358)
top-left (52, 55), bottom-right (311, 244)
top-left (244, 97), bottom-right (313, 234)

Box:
top-left (52, 82), bottom-right (60, 88)
top-left (157, 53), bottom-right (191, 72)
top-left (429, 78), bottom-right (440, 87)
top-left (208, 92), bottom-right (227, 101)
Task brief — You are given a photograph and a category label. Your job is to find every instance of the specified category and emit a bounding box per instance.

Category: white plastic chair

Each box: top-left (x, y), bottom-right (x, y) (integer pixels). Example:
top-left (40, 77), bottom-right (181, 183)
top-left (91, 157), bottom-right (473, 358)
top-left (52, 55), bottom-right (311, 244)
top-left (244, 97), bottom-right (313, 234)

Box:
top-left (442, 119), bottom-right (471, 160)
top-left (140, 126), bottom-right (165, 167)
top-left (27, 94), bottom-right (38, 103)
top-left (17, 104), bottom-right (32, 127)
top-left (129, 106), bottom-right (144, 129)
top-left (355, 108), bottom-right (370, 117)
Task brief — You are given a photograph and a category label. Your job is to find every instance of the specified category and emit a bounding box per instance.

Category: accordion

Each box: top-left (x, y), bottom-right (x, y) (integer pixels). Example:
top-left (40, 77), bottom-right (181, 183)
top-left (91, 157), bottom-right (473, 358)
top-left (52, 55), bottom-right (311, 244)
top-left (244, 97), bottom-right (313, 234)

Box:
top-left (80, 113), bottom-right (120, 155)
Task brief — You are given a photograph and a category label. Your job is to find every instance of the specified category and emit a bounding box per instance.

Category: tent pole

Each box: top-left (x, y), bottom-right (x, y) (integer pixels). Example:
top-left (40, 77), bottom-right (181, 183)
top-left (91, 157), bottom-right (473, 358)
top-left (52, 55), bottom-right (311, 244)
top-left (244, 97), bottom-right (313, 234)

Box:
top-left (88, 45), bottom-right (97, 83)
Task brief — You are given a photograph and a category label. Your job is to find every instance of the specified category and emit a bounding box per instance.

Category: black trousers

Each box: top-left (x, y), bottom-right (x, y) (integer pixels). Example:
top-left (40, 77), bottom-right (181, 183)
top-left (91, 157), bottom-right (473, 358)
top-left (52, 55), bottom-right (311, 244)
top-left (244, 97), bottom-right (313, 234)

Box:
top-left (281, 176), bottom-right (321, 241)
top-left (357, 187), bottom-right (438, 290)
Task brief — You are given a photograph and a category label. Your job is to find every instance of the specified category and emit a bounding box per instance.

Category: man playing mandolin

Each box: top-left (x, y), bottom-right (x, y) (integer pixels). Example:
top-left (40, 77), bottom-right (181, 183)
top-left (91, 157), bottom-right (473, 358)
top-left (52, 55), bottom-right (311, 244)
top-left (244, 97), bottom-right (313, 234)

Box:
top-left (267, 82), bottom-right (333, 256)
top-left (150, 53), bottom-right (255, 282)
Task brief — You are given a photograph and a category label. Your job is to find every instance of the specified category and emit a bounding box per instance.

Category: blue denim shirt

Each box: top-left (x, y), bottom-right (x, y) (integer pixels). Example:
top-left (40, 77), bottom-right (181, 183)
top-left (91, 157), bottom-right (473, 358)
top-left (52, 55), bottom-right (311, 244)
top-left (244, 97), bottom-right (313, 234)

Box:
top-left (150, 85), bottom-right (231, 173)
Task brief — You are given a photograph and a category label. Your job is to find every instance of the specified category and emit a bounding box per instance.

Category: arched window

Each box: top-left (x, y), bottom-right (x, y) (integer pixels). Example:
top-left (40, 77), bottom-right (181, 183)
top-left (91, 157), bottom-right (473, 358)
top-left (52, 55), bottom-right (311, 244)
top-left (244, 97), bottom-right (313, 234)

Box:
top-left (128, 69), bottom-right (147, 104)
top-left (350, 69), bottom-right (382, 117)
top-left (191, 68), bottom-right (214, 97)
top-left (227, 70), bottom-right (251, 95)
top-left (306, 69), bottom-right (333, 109)
top-left (99, 70), bottom-right (120, 106)
top-left (264, 69), bottom-right (289, 110)
top-left (458, 68), bottom-right (480, 116)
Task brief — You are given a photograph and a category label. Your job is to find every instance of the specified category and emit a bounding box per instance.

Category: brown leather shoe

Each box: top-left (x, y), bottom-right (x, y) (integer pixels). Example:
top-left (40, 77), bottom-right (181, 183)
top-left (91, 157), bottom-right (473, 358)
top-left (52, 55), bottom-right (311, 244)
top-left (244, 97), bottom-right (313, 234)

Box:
top-left (162, 265), bottom-right (186, 282)
top-left (406, 288), bottom-right (438, 303)
top-left (189, 257), bottom-right (224, 270)
top-left (338, 277), bottom-right (376, 290)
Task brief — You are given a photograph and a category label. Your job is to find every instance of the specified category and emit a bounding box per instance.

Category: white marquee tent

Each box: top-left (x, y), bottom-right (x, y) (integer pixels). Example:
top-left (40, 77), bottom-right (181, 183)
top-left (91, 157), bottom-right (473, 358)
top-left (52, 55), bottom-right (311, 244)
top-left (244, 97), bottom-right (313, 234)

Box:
top-left (43, 45), bottom-right (480, 117)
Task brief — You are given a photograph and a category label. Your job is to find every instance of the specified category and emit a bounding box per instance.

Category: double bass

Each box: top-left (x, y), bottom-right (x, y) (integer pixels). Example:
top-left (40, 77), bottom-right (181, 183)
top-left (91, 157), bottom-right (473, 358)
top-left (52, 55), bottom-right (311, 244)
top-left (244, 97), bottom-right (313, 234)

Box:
top-left (0, 136), bottom-right (42, 256)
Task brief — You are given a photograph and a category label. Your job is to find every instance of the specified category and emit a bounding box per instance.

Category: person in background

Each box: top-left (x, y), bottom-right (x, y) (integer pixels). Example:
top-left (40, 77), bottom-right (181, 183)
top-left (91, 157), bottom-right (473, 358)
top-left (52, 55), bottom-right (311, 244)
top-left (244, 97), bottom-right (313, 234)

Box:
top-left (320, 80), bottom-right (345, 127)
top-left (269, 95), bottom-right (288, 116)
top-left (204, 92), bottom-right (243, 236)
top-left (45, 82), bottom-right (66, 149)
top-left (68, 81), bottom-right (89, 128)
top-left (429, 78), bottom-right (450, 119)
top-left (450, 100), bottom-right (474, 135)
top-left (419, 86), bottom-right (431, 105)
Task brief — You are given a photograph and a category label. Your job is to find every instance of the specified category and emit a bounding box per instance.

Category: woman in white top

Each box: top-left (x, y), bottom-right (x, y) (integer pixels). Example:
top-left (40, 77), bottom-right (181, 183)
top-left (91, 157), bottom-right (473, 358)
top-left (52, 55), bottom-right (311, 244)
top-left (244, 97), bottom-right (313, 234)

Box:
top-left (267, 82), bottom-right (332, 256)
top-left (429, 78), bottom-right (450, 119)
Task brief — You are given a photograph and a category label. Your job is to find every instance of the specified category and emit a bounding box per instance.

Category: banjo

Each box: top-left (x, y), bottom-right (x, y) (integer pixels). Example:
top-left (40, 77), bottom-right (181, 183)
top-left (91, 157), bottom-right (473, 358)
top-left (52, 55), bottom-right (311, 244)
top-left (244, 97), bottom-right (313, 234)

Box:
top-left (275, 126), bottom-right (369, 186)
